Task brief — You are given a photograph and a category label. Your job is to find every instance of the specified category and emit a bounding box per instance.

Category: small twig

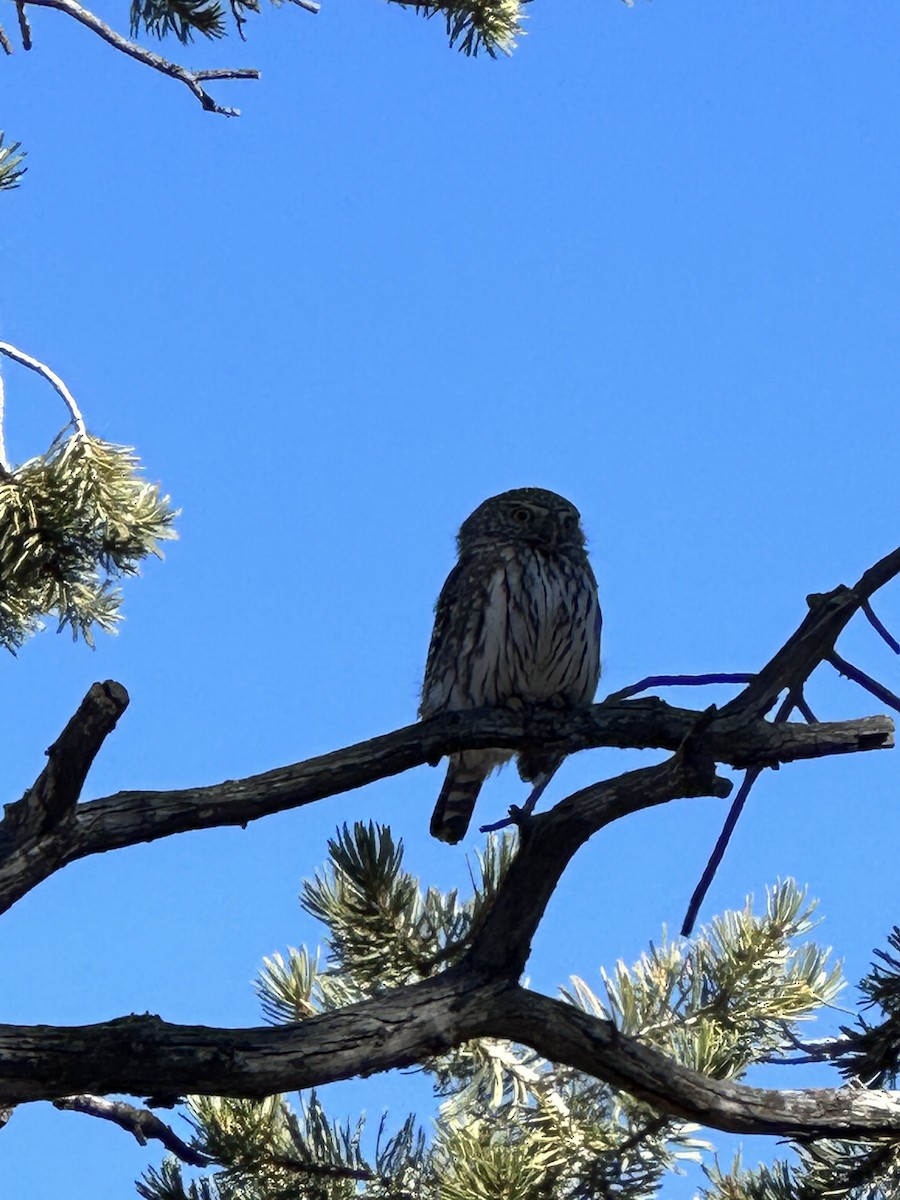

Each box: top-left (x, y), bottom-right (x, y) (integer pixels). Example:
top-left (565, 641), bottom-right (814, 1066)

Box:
top-left (15, 0), bottom-right (31, 49)
top-left (681, 692), bottom-right (796, 936)
top-left (0, 341), bottom-right (87, 437)
top-left (0, 366), bottom-right (9, 471)
top-left (791, 688), bottom-right (818, 724)
top-left (0, 22), bottom-right (13, 53)
top-left (53, 1094), bottom-right (209, 1166)
top-left (609, 673), bottom-right (755, 702)
top-left (827, 651), bottom-right (900, 715)
top-left (681, 766), bottom-right (762, 937)
top-left (615, 1115), bottom-right (669, 1155)
top-left (862, 599), bottom-right (900, 655)
top-left (24, 0), bottom-right (259, 115)
top-left (762, 1027), bottom-right (853, 1065)
top-left (190, 67), bottom-right (256, 81)
top-left (267, 1155), bottom-right (374, 1181)
top-left (479, 765), bottom-right (559, 834)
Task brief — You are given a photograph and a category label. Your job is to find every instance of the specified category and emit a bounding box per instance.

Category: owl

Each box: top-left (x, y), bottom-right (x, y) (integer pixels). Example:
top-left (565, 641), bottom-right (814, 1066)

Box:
top-left (420, 487), bottom-right (601, 843)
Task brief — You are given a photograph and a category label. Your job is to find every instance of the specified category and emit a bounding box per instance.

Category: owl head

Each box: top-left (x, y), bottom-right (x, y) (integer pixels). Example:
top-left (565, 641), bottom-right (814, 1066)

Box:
top-left (457, 488), bottom-right (587, 553)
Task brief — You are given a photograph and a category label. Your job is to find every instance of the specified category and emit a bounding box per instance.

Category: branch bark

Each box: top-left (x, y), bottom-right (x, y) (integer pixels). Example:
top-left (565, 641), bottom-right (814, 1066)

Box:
top-left (51, 1094), bottom-right (209, 1165)
top-left (722, 545), bottom-right (900, 720)
top-left (3, 980), bottom-right (900, 1140)
top-left (0, 696), bottom-right (889, 916)
top-left (23, 0), bottom-right (261, 115)
top-left (0, 545), bottom-right (897, 1150)
top-left (1, 680), bottom-right (128, 843)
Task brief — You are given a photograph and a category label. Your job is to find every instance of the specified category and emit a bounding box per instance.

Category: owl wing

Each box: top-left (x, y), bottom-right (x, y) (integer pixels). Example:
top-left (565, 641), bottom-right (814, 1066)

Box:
top-left (419, 552), bottom-right (499, 718)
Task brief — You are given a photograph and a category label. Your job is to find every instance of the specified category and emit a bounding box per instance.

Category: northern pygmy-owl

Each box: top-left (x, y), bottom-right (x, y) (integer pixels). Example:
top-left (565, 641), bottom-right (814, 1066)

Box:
top-left (420, 487), bottom-right (601, 843)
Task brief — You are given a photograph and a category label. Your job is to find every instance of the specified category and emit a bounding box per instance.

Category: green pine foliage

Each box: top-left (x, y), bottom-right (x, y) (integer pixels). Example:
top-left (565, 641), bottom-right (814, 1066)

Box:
top-left (138, 825), bottom-right (864, 1200)
top-left (563, 882), bottom-right (842, 1082)
top-left (0, 430), bottom-right (177, 650)
top-left (130, 0), bottom-right (229, 42)
top-left (0, 132), bottom-right (27, 191)
top-left (397, 0), bottom-right (528, 57)
top-left (695, 927), bottom-right (900, 1200)
top-left (128, 0), bottom-right (528, 57)
top-left (701, 1141), bottom-right (900, 1200)
top-left (840, 925), bottom-right (900, 1088)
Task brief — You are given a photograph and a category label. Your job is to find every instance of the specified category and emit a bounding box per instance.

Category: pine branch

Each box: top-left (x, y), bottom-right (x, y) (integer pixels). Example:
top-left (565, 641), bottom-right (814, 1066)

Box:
top-left (0, 341), bottom-right (86, 433)
top-left (394, 0), bottom-right (528, 58)
top-left (0, 132), bottom-right (27, 190)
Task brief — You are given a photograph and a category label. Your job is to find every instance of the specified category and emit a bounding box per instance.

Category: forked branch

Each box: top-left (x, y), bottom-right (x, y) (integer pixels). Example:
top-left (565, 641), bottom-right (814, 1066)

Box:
top-left (0, 544), bottom-right (897, 1146)
top-left (22, 0), bottom-right (264, 114)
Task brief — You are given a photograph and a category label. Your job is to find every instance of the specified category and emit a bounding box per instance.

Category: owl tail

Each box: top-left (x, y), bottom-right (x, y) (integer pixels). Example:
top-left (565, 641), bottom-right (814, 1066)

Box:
top-left (430, 756), bottom-right (485, 844)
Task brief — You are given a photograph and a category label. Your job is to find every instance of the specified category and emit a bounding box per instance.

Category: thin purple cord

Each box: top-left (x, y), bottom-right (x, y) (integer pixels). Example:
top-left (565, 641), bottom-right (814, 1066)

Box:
top-left (827, 651), bottom-right (900, 715)
top-left (681, 692), bottom-right (795, 936)
top-left (862, 599), bottom-right (900, 655)
top-left (612, 673), bottom-right (756, 701)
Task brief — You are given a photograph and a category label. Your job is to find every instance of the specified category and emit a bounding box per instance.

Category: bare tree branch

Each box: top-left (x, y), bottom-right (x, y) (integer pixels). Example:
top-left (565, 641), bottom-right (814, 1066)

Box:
top-left (0, 341), bottom-right (87, 435)
top-left (721, 545), bottom-right (900, 720)
top-left (0, 694), bottom-right (889, 917)
top-left (3, 981), bottom-right (900, 1141)
top-left (492, 988), bottom-right (900, 1139)
top-left (23, 0), bottom-right (260, 115)
top-left (1, 680), bottom-right (129, 843)
top-left (0, 546), bottom-right (897, 1150)
top-left (52, 1094), bottom-right (209, 1166)
top-left (0, 366), bottom-right (8, 471)
top-left (465, 739), bottom-right (732, 978)
top-left (15, 0), bottom-right (31, 48)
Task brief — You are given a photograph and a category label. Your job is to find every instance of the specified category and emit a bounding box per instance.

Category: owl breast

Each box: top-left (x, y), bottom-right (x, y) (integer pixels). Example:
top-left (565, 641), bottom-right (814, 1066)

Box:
top-left (459, 544), bottom-right (599, 710)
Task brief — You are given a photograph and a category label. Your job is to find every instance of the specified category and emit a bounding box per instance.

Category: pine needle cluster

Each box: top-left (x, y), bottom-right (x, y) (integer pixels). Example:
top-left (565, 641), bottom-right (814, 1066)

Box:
top-left (0, 132), bottom-right (27, 191)
top-left (138, 825), bottom-right (857, 1200)
top-left (397, 0), bottom-right (528, 57)
top-left (0, 431), bottom-right (177, 650)
top-left (697, 924), bottom-right (900, 1200)
top-left (128, 0), bottom-right (528, 56)
top-left (701, 1140), bottom-right (900, 1200)
top-left (840, 926), bottom-right (900, 1088)
top-left (131, 0), bottom-right (230, 42)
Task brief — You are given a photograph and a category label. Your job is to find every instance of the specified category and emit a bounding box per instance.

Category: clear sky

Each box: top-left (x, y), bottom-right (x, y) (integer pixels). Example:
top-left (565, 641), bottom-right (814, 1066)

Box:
top-left (2, 1), bottom-right (899, 1194)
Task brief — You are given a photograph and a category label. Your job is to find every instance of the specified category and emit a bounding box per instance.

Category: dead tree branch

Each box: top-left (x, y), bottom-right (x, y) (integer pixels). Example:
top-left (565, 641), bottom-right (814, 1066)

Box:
top-left (51, 1094), bottom-right (209, 1166)
top-left (3, 981), bottom-right (900, 1140)
top-left (721, 545), bottom-right (900, 720)
top-left (0, 680), bottom-right (128, 844)
top-left (0, 545), bottom-right (897, 1146)
top-left (22, 0), bottom-right (262, 115)
top-left (0, 696), bottom-right (889, 917)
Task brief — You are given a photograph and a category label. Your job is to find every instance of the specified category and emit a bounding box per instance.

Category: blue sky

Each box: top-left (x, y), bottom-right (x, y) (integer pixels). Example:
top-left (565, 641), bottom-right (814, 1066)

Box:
top-left (2, 0), bottom-right (899, 1193)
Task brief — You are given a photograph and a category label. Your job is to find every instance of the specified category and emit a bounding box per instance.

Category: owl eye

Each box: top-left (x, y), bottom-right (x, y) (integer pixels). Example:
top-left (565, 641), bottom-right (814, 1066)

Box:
top-left (561, 514), bottom-right (575, 530)
top-left (512, 507), bottom-right (532, 524)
